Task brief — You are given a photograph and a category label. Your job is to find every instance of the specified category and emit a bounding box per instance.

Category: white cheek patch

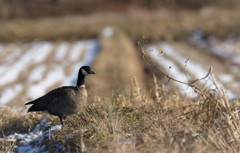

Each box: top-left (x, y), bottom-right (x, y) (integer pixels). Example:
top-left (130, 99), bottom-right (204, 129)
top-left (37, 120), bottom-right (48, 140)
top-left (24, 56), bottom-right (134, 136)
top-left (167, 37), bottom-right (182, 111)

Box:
top-left (81, 69), bottom-right (89, 75)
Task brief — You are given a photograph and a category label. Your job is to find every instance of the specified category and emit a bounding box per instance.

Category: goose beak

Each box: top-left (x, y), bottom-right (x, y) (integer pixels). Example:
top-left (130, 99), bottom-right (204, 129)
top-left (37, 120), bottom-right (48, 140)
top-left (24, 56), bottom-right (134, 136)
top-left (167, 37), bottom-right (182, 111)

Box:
top-left (90, 71), bottom-right (95, 74)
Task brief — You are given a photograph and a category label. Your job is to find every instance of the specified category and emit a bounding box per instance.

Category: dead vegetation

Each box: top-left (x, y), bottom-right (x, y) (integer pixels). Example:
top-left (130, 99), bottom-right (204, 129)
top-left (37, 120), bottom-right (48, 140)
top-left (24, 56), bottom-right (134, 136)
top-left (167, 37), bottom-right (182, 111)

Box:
top-left (0, 107), bottom-right (44, 137)
top-left (1, 73), bottom-right (240, 152)
top-left (36, 76), bottom-right (240, 152)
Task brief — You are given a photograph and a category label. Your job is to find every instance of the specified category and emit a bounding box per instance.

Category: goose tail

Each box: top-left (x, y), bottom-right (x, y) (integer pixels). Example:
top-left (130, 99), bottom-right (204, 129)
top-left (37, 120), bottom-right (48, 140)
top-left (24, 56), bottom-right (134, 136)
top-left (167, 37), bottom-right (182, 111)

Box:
top-left (25, 100), bottom-right (35, 105)
top-left (25, 99), bottom-right (48, 112)
top-left (25, 100), bottom-right (37, 112)
top-left (27, 105), bottom-right (37, 112)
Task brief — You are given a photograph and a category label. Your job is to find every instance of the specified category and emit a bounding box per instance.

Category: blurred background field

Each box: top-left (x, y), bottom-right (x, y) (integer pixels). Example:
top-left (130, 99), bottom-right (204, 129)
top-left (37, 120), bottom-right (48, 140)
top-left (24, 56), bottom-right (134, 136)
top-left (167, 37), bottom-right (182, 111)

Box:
top-left (0, 0), bottom-right (240, 41)
top-left (1, 0), bottom-right (240, 152)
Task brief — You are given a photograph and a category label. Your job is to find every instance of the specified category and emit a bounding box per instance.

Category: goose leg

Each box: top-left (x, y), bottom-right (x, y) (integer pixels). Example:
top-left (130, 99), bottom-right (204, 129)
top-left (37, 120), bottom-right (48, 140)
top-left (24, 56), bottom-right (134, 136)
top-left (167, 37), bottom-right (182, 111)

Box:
top-left (58, 115), bottom-right (64, 127)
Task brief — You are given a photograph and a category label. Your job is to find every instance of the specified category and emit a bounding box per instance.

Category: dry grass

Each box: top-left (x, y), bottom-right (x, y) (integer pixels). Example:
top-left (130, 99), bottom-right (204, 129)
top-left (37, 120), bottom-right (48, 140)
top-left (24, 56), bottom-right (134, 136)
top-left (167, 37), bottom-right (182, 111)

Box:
top-left (0, 107), bottom-right (44, 137)
top-left (1, 76), bottom-right (240, 152)
top-left (43, 79), bottom-right (240, 153)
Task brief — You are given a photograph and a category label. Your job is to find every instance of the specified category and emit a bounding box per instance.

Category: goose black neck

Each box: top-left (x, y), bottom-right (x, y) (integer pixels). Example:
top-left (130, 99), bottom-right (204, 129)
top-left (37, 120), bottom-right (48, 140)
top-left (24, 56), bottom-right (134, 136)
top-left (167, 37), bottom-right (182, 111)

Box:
top-left (77, 72), bottom-right (85, 87)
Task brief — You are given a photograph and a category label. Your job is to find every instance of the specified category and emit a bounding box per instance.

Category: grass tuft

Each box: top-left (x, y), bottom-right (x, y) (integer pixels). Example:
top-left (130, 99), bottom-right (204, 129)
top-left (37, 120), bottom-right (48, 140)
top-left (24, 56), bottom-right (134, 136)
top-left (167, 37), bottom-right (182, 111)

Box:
top-left (0, 107), bottom-right (44, 137)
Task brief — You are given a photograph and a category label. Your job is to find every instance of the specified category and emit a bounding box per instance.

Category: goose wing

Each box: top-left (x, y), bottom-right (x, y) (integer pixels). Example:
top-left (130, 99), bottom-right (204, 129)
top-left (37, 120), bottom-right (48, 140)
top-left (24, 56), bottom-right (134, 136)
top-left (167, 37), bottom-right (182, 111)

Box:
top-left (25, 86), bottom-right (76, 112)
top-left (48, 87), bottom-right (87, 116)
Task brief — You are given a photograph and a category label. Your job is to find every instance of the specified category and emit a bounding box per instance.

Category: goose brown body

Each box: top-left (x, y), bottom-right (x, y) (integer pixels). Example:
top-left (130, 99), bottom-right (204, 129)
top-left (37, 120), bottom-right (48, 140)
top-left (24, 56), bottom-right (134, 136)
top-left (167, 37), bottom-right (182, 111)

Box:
top-left (25, 66), bottom-right (95, 126)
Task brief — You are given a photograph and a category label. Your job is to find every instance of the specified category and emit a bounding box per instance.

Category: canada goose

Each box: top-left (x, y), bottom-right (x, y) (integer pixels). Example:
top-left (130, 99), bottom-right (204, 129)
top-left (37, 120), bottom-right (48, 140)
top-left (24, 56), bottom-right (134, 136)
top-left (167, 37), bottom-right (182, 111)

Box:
top-left (25, 66), bottom-right (95, 126)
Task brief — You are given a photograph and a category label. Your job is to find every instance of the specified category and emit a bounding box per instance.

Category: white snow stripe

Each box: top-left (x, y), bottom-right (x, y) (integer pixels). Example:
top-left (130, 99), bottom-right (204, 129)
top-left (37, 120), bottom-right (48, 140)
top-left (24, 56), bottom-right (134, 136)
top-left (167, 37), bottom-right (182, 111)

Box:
top-left (0, 46), bottom-right (34, 85)
top-left (0, 42), bottom-right (53, 86)
top-left (54, 42), bottom-right (69, 61)
top-left (69, 41), bottom-right (84, 61)
top-left (32, 42), bottom-right (53, 63)
top-left (0, 84), bottom-right (23, 105)
top-left (28, 65), bottom-right (47, 82)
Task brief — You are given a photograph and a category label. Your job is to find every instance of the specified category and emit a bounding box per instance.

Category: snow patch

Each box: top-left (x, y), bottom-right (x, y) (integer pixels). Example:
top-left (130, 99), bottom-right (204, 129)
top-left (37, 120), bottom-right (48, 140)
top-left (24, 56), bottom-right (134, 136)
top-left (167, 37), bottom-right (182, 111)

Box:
top-left (0, 42), bottom-right (53, 86)
top-left (209, 45), bottom-right (232, 59)
top-left (54, 43), bottom-right (69, 61)
top-left (69, 41), bottom-right (84, 61)
top-left (5, 118), bottom-right (64, 153)
top-left (0, 84), bottom-right (23, 105)
top-left (28, 65), bottom-right (47, 82)
top-left (32, 42), bottom-right (53, 63)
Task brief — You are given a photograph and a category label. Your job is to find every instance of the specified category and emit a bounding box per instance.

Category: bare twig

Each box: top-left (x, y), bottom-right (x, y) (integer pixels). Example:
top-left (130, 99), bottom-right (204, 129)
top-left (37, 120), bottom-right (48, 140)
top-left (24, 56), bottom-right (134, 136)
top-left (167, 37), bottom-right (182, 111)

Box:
top-left (137, 39), bottom-right (212, 95)
top-left (184, 58), bottom-right (191, 81)
top-left (190, 67), bottom-right (212, 85)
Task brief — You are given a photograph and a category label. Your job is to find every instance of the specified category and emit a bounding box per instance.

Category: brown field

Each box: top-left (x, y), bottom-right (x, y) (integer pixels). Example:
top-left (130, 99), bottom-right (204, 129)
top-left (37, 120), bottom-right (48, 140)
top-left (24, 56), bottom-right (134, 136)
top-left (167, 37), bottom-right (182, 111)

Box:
top-left (0, 7), bottom-right (240, 42)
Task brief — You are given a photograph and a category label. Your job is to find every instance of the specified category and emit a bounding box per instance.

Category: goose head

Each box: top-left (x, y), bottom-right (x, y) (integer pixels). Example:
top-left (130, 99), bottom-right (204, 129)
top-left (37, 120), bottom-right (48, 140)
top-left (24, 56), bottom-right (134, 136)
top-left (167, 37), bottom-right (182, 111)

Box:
top-left (80, 66), bottom-right (95, 76)
top-left (77, 66), bottom-right (95, 87)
